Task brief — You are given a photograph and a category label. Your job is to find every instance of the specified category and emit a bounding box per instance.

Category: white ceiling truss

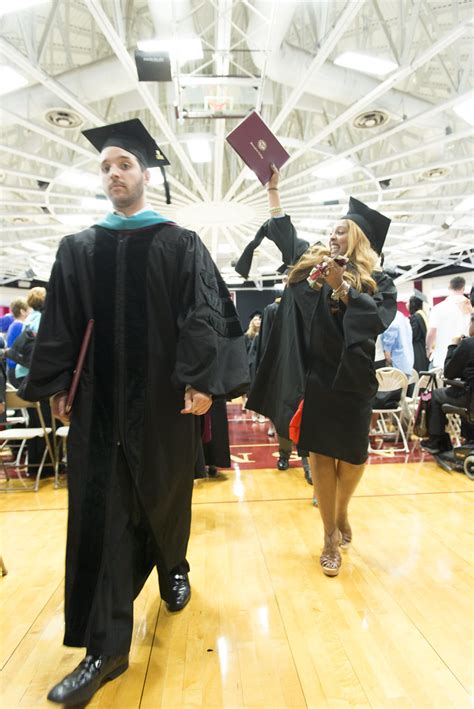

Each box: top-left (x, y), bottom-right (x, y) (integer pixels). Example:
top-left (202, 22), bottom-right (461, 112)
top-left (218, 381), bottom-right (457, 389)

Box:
top-left (0, 0), bottom-right (473, 287)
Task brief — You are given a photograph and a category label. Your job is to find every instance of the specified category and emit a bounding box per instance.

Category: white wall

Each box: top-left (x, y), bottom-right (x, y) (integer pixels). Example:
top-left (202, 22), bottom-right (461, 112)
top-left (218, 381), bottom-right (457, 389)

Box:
top-left (421, 273), bottom-right (473, 303)
top-left (0, 286), bottom-right (32, 309)
top-left (394, 273), bottom-right (473, 305)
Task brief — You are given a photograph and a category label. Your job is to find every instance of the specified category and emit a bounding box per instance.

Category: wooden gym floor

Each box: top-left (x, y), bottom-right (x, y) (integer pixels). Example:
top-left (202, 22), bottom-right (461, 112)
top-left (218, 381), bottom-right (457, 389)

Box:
top-left (1, 452), bottom-right (473, 708)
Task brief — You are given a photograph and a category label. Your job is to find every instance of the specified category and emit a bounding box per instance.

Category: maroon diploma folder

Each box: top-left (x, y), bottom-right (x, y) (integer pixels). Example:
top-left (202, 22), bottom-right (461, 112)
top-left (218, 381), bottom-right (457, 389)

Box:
top-left (225, 110), bottom-right (290, 185)
top-left (65, 319), bottom-right (94, 415)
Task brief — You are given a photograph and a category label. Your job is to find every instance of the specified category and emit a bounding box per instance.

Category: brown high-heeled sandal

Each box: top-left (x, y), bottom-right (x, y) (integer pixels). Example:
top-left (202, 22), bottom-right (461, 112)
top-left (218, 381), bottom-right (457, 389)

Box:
top-left (320, 529), bottom-right (342, 577)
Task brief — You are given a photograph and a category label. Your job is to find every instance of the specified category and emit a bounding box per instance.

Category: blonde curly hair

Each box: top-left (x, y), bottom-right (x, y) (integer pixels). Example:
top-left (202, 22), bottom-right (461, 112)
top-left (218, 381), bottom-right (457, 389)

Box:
top-left (288, 220), bottom-right (380, 294)
top-left (246, 316), bottom-right (261, 339)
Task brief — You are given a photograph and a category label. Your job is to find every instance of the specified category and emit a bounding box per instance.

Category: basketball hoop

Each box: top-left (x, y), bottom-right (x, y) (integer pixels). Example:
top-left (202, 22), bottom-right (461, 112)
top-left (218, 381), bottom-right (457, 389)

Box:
top-left (205, 96), bottom-right (234, 113)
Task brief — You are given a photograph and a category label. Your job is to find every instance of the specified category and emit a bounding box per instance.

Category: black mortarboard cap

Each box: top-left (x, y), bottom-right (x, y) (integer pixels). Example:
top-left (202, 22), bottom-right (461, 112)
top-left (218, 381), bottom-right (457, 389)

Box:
top-left (343, 196), bottom-right (390, 255)
top-left (82, 118), bottom-right (170, 168)
top-left (249, 310), bottom-right (262, 319)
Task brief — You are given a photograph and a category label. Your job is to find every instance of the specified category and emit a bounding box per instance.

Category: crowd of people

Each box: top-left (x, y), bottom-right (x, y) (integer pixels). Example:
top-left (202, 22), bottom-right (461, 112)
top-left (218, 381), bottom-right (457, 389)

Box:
top-left (0, 119), bottom-right (472, 707)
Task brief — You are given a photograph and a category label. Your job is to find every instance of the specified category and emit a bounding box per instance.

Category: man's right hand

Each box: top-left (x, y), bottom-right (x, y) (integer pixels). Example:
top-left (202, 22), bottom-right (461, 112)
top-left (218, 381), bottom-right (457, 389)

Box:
top-left (51, 391), bottom-right (70, 424)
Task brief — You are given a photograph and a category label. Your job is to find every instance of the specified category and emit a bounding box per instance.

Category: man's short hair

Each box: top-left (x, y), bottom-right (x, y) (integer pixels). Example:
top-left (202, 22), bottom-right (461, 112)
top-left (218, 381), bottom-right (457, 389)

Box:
top-left (10, 298), bottom-right (28, 318)
top-left (449, 276), bottom-right (465, 291)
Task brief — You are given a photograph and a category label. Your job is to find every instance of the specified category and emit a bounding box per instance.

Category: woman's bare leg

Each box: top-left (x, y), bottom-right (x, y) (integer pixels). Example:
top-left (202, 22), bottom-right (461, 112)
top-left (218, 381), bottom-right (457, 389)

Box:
top-left (310, 453), bottom-right (341, 575)
top-left (335, 460), bottom-right (365, 546)
top-left (309, 453), bottom-right (337, 534)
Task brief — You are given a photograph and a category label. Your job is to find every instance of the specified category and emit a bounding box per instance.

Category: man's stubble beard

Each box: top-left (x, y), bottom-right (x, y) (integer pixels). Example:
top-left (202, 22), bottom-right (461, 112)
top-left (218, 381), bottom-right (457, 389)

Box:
top-left (108, 180), bottom-right (145, 212)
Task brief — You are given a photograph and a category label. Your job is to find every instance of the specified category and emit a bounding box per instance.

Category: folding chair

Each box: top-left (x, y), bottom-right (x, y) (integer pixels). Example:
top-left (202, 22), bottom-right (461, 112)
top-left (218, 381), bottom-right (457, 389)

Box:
top-left (405, 370), bottom-right (438, 439)
top-left (369, 367), bottom-right (409, 455)
top-left (0, 390), bottom-right (55, 492)
top-left (50, 410), bottom-right (69, 489)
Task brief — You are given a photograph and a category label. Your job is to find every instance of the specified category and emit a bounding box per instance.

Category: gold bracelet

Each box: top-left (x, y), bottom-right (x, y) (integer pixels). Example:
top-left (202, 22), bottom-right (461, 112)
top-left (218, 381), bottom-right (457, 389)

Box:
top-left (267, 187), bottom-right (279, 191)
top-left (330, 280), bottom-right (350, 301)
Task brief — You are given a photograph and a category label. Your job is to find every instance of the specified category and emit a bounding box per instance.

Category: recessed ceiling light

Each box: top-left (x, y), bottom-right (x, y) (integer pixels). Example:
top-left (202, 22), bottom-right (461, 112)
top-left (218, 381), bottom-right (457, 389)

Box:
top-left (44, 108), bottom-right (84, 129)
top-left (0, 66), bottom-right (28, 96)
top-left (312, 157), bottom-right (355, 180)
top-left (352, 110), bottom-right (389, 130)
top-left (10, 215), bottom-right (31, 224)
top-left (186, 138), bottom-right (212, 163)
top-left (0, 0), bottom-right (49, 16)
top-left (334, 51), bottom-right (398, 77)
top-left (420, 167), bottom-right (451, 181)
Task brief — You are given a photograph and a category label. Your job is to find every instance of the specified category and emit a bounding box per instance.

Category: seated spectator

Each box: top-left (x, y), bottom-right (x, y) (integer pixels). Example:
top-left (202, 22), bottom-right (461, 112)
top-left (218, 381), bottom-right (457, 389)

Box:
top-left (14, 287), bottom-right (54, 476)
top-left (0, 334), bottom-right (6, 424)
top-left (6, 298), bottom-right (28, 387)
top-left (0, 311), bottom-right (14, 336)
top-left (382, 309), bottom-right (414, 377)
top-left (421, 314), bottom-right (474, 454)
top-left (373, 310), bottom-right (414, 410)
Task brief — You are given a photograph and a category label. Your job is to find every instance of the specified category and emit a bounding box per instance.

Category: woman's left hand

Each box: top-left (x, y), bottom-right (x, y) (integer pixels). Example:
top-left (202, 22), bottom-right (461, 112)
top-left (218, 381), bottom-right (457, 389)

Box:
top-left (320, 256), bottom-right (346, 290)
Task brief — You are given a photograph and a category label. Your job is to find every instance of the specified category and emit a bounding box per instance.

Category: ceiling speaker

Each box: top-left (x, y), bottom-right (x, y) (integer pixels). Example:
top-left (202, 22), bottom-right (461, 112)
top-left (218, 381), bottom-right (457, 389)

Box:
top-left (134, 50), bottom-right (172, 82)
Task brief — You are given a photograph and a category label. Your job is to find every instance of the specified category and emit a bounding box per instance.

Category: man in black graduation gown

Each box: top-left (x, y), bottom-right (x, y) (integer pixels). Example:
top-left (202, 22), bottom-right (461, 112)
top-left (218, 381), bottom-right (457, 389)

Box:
top-left (19, 119), bottom-right (249, 706)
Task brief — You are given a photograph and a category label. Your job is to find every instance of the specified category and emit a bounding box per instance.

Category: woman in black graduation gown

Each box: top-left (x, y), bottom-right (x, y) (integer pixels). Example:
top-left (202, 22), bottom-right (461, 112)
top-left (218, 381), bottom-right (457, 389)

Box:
top-left (245, 167), bottom-right (397, 577)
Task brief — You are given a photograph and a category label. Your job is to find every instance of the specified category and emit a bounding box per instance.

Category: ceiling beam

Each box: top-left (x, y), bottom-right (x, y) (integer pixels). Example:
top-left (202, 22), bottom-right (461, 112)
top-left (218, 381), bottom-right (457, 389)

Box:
top-left (224, 0), bottom-right (365, 201)
top-left (231, 18), bottom-right (471, 204)
top-left (84, 0), bottom-right (211, 201)
top-left (0, 38), bottom-right (104, 125)
top-left (213, 0), bottom-right (233, 202)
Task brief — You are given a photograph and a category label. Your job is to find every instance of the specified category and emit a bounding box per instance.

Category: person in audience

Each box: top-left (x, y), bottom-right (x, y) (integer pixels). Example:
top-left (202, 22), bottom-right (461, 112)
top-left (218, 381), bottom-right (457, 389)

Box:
top-left (14, 288), bottom-right (53, 476)
top-left (14, 288), bottom-right (46, 383)
top-left (421, 314), bottom-right (474, 454)
top-left (0, 311), bottom-right (14, 336)
top-left (381, 310), bottom-right (414, 377)
top-left (371, 309), bottom-right (414, 411)
top-left (426, 276), bottom-right (472, 368)
top-left (408, 292), bottom-right (429, 373)
top-left (19, 119), bottom-right (249, 706)
top-left (241, 165), bottom-right (397, 577)
top-left (0, 333), bottom-right (6, 423)
top-left (5, 298), bottom-right (28, 386)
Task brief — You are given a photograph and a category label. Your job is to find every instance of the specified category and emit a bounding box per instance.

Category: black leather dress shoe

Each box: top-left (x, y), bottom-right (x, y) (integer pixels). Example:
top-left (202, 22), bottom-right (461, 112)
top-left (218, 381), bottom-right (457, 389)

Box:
top-left (166, 571), bottom-right (191, 612)
top-left (277, 457), bottom-right (289, 471)
top-left (47, 654), bottom-right (128, 706)
top-left (420, 438), bottom-right (441, 454)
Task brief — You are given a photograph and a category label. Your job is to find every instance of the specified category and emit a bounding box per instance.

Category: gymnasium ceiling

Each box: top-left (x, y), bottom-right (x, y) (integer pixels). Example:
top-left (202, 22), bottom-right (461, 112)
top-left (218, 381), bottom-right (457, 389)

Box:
top-left (0, 0), bottom-right (473, 288)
